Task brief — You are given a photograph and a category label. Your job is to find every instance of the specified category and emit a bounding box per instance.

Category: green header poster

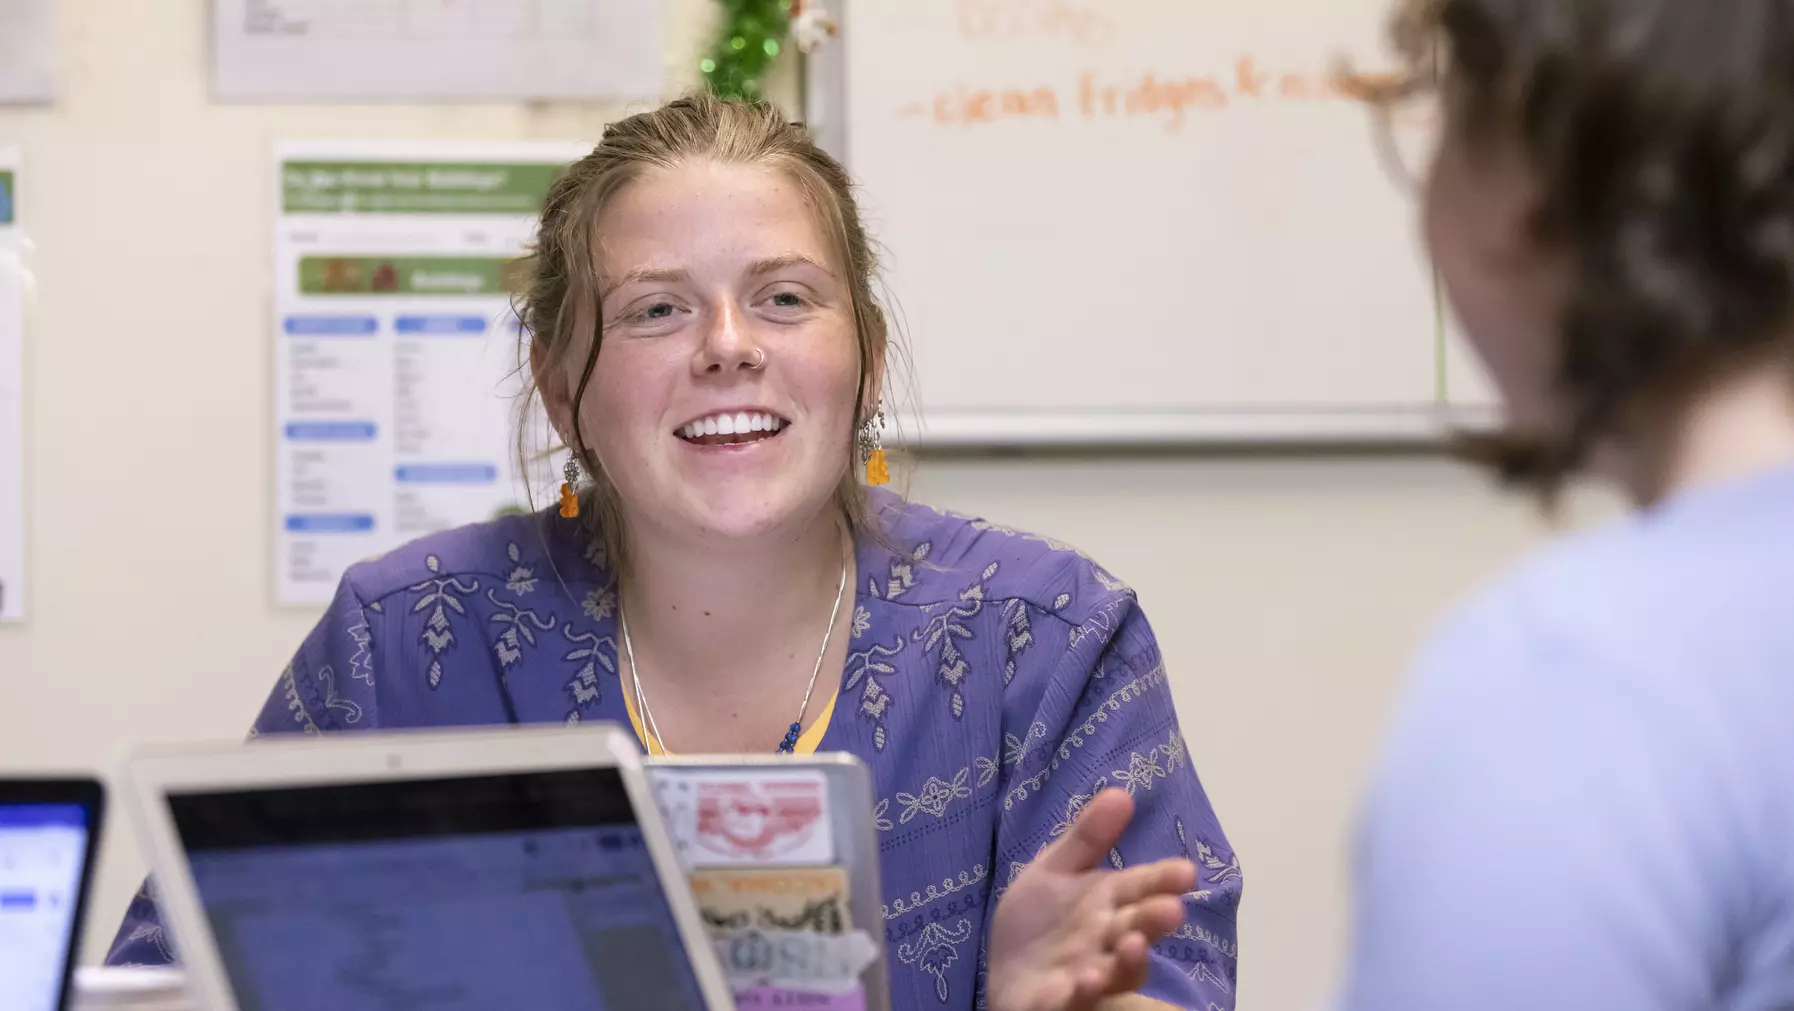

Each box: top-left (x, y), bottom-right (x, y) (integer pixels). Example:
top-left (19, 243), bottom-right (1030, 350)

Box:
top-left (273, 141), bottom-right (586, 607)
top-left (282, 161), bottom-right (565, 215)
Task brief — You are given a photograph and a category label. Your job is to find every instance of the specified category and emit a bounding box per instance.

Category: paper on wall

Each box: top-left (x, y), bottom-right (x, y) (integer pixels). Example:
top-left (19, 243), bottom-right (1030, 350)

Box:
top-left (0, 0), bottom-right (55, 103)
top-left (212, 0), bottom-right (661, 101)
top-left (273, 141), bottom-right (587, 606)
top-left (0, 148), bottom-right (23, 621)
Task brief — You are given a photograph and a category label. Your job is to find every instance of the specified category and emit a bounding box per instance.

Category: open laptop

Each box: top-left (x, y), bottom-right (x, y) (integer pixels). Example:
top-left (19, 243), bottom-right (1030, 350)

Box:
top-left (116, 725), bottom-right (734, 1011)
top-left (0, 777), bottom-right (106, 1011)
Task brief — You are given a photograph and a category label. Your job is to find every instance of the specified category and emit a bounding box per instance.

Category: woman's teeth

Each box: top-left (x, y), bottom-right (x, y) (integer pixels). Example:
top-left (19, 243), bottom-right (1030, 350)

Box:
top-left (679, 412), bottom-right (787, 442)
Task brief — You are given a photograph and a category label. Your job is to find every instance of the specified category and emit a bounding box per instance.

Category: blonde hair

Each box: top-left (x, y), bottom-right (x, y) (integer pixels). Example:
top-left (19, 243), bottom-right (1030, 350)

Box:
top-left (512, 92), bottom-right (899, 569)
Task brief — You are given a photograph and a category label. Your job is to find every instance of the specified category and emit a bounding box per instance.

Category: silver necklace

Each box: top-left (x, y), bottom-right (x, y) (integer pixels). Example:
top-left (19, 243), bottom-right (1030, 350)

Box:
top-left (620, 552), bottom-right (850, 756)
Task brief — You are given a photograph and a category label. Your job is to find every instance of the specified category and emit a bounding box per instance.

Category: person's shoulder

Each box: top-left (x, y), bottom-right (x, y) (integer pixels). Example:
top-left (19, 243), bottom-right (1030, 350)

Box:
top-left (865, 491), bottom-right (1133, 625)
top-left (1427, 473), bottom-right (1794, 682)
top-left (336, 509), bottom-right (605, 609)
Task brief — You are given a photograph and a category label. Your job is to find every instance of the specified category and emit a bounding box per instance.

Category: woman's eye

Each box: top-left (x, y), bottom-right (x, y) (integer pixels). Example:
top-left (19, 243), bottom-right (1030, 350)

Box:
top-left (642, 302), bottom-right (677, 320)
top-left (770, 292), bottom-right (806, 309)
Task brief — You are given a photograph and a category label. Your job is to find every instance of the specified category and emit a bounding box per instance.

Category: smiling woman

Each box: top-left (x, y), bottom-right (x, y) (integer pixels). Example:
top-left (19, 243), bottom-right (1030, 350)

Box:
top-left (105, 93), bottom-right (1241, 1011)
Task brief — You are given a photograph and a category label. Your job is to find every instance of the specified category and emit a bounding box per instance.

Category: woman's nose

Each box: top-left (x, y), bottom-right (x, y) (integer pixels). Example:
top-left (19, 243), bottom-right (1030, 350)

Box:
top-left (696, 302), bottom-right (762, 375)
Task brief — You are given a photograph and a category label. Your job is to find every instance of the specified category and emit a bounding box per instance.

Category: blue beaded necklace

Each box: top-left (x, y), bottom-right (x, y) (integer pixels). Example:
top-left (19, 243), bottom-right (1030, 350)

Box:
top-left (622, 553), bottom-right (850, 756)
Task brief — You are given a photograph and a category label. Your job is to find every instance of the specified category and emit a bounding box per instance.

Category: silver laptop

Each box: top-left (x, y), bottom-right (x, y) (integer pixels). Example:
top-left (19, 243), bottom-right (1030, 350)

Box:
top-left (116, 724), bottom-right (734, 1011)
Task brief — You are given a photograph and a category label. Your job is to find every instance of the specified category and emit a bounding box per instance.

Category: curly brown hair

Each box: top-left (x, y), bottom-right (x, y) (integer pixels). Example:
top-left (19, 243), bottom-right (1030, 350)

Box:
top-left (1378, 0), bottom-right (1794, 494)
top-left (511, 92), bottom-right (897, 570)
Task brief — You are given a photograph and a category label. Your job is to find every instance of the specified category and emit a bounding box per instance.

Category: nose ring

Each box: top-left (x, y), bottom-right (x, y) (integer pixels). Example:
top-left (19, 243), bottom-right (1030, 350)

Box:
top-left (747, 347), bottom-right (767, 371)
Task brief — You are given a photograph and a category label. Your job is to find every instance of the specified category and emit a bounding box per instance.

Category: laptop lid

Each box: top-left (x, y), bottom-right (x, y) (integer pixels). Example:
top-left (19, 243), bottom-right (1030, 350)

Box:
top-left (119, 725), bottom-right (734, 1011)
top-left (0, 777), bottom-right (105, 1011)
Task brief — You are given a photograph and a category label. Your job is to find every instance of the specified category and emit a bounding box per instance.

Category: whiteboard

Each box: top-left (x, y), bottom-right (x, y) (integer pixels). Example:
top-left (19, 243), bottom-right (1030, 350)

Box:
top-left (806, 0), bottom-right (1499, 446)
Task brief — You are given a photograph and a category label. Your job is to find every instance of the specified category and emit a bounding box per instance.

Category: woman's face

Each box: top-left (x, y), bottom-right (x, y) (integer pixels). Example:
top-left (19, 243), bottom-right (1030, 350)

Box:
top-left (1424, 126), bottom-right (1569, 431)
top-left (563, 160), bottom-right (865, 545)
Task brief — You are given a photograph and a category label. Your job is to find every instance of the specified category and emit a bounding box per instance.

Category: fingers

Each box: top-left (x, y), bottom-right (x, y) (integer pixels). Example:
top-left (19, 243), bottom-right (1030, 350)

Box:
top-left (1068, 934), bottom-right (1152, 1005)
top-left (1109, 857), bottom-right (1197, 906)
top-left (1038, 789), bottom-right (1135, 873)
top-left (1108, 931), bottom-right (1153, 994)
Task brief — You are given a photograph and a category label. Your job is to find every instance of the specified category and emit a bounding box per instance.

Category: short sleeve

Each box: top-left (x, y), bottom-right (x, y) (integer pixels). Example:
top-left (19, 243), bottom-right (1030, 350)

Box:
top-left (248, 573), bottom-right (382, 737)
top-left (1338, 600), bottom-right (1723, 1011)
top-left (104, 575), bottom-right (385, 966)
top-left (985, 595), bottom-right (1241, 1010)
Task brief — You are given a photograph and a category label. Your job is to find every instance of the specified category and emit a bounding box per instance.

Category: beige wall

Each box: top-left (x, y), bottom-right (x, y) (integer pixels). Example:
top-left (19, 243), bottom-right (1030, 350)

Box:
top-left (0, 3), bottom-right (1612, 1008)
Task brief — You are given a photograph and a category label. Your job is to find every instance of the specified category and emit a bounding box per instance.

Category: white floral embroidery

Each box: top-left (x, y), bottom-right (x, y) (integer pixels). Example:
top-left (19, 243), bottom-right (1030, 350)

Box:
top-left (844, 636), bottom-right (906, 751)
top-left (974, 755), bottom-right (999, 788)
top-left (319, 666), bottom-right (363, 725)
top-left (278, 663), bottom-right (362, 731)
top-left (1068, 595), bottom-right (1131, 649)
top-left (851, 604), bottom-right (871, 639)
top-left (914, 562), bottom-right (998, 721)
top-left (896, 918), bottom-right (974, 1003)
top-left (897, 767), bottom-right (973, 824)
top-left (1110, 730), bottom-right (1184, 795)
top-left (1001, 599), bottom-right (1033, 685)
top-left (1191, 961), bottom-right (1234, 995)
top-left (1004, 663), bottom-right (1167, 810)
top-left (504, 542), bottom-right (537, 594)
top-left (409, 555), bottom-right (478, 689)
top-left (278, 664), bottom-right (319, 735)
top-left (1196, 839), bottom-right (1242, 886)
top-left (582, 586), bottom-right (616, 622)
top-left (871, 797), bottom-right (893, 832)
top-left (1174, 922), bottom-right (1240, 959)
top-left (1003, 722), bottom-right (1048, 767)
top-left (885, 542), bottom-right (929, 599)
top-left (346, 614), bottom-right (374, 686)
top-left (883, 864), bottom-right (986, 919)
top-left (1049, 777), bottom-right (1107, 838)
top-left (487, 590), bottom-right (557, 669)
top-left (560, 626), bottom-right (617, 720)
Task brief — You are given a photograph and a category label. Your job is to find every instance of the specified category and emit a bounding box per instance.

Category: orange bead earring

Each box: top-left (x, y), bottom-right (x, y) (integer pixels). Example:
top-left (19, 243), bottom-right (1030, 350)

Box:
top-left (559, 453), bottom-right (581, 519)
top-left (858, 405), bottom-right (889, 486)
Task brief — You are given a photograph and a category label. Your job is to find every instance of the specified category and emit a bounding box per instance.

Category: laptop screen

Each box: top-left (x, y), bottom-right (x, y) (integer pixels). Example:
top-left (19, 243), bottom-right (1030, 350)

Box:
top-left (0, 803), bottom-right (91, 1011)
top-left (167, 768), bottom-right (708, 1011)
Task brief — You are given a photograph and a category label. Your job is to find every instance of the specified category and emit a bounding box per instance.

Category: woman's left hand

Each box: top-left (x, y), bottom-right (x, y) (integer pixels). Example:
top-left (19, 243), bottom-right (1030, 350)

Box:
top-left (985, 789), bottom-right (1198, 1011)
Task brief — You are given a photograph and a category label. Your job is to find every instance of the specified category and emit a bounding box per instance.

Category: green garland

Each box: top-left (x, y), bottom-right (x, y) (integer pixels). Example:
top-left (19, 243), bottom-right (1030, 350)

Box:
top-left (701, 0), bottom-right (792, 101)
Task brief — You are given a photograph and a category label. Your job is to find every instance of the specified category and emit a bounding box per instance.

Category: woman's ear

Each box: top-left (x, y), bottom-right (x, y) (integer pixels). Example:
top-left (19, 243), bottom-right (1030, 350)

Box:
top-left (530, 336), bottom-right (577, 448)
top-left (860, 306), bottom-right (889, 421)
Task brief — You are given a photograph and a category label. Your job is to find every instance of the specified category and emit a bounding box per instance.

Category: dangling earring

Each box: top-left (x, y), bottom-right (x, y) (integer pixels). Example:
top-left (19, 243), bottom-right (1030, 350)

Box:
top-left (559, 453), bottom-right (581, 518)
top-left (858, 405), bottom-right (889, 486)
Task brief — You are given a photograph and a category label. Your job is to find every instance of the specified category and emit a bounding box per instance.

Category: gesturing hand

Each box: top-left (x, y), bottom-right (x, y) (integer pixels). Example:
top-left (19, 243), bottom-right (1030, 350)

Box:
top-left (985, 789), bottom-right (1197, 1011)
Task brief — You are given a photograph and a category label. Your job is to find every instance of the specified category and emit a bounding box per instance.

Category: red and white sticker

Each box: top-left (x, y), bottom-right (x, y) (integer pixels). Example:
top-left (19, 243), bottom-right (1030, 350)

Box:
top-left (651, 768), bottom-right (834, 867)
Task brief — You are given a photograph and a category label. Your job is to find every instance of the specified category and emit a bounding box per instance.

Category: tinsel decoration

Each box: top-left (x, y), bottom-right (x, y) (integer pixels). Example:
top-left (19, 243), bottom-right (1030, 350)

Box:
top-left (700, 0), bottom-right (792, 101)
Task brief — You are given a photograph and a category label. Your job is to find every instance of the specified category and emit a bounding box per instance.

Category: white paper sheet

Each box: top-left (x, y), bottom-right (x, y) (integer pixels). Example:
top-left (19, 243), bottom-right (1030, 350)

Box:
top-left (273, 141), bottom-right (583, 606)
top-left (0, 148), bottom-right (22, 621)
top-left (213, 0), bottom-right (663, 101)
top-left (0, 0), bottom-right (55, 103)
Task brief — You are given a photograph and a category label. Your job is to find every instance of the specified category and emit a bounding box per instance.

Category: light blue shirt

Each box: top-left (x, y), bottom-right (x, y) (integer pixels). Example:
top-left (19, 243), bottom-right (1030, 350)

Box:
top-left (1343, 465), bottom-right (1794, 1011)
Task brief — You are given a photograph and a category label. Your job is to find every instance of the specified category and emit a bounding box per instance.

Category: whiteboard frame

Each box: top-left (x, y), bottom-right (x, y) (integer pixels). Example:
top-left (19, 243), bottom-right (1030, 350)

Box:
top-left (801, 2), bottom-right (1487, 449)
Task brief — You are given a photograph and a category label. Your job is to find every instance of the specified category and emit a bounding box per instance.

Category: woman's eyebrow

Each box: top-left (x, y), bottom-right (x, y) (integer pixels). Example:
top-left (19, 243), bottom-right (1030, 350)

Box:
top-left (600, 266), bottom-right (690, 298)
top-left (747, 254), bottom-right (836, 280)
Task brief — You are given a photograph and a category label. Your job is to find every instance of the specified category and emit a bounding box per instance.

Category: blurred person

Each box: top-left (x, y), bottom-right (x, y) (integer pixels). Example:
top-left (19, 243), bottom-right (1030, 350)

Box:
top-left (108, 93), bottom-right (1241, 1011)
top-left (1342, 1), bottom-right (1794, 1008)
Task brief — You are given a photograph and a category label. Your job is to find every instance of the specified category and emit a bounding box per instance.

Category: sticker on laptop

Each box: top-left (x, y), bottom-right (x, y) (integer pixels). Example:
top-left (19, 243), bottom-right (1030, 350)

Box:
top-left (651, 768), bottom-right (833, 866)
top-left (692, 867), bottom-right (851, 936)
top-left (715, 928), bottom-right (879, 994)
